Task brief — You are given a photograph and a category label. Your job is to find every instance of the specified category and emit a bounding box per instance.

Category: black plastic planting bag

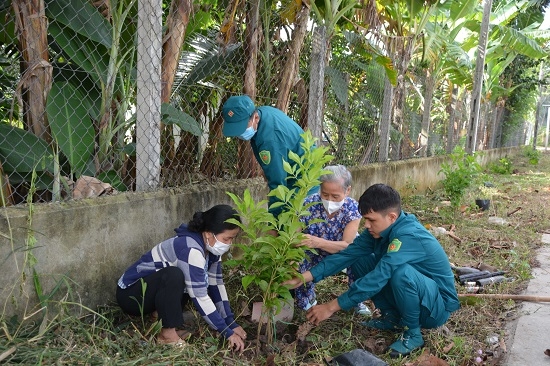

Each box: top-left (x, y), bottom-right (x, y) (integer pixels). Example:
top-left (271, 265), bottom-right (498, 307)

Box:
top-left (328, 349), bottom-right (388, 366)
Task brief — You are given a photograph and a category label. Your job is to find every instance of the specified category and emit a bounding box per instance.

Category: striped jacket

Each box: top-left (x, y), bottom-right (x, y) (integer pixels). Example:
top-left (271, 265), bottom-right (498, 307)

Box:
top-left (117, 224), bottom-right (238, 338)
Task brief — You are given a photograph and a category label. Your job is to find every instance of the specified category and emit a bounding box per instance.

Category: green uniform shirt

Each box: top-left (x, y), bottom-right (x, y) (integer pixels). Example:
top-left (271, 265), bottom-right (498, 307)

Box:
top-left (251, 106), bottom-right (311, 216)
top-left (310, 211), bottom-right (460, 312)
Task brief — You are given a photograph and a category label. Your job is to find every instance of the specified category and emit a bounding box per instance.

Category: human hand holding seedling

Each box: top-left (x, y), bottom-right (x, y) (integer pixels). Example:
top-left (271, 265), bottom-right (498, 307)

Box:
top-left (283, 271), bottom-right (313, 289)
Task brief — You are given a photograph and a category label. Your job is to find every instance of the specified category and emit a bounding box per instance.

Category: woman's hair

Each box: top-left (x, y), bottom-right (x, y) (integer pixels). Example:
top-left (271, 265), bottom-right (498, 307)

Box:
top-left (187, 204), bottom-right (241, 234)
top-left (358, 183), bottom-right (401, 215)
top-left (320, 164), bottom-right (352, 191)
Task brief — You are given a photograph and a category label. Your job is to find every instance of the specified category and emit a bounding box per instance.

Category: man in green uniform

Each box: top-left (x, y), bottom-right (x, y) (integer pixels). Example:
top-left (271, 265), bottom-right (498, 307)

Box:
top-left (285, 183), bottom-right (460, 358)
top-left (222, 95), bottom-right (317, 216)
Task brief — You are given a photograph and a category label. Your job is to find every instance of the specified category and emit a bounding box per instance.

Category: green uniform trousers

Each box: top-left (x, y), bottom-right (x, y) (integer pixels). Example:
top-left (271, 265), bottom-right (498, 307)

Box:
top-left (352, 253), bottom-right (450, 330)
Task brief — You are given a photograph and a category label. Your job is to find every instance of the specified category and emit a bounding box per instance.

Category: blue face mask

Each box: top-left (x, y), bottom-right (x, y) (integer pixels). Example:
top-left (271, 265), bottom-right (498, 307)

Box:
top-left (238, 126), bottom-right (257, 141)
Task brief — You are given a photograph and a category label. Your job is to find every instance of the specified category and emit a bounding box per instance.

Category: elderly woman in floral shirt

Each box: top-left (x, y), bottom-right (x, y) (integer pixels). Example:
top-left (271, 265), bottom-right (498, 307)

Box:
top-left (295, 165), bottom-right (369, 315)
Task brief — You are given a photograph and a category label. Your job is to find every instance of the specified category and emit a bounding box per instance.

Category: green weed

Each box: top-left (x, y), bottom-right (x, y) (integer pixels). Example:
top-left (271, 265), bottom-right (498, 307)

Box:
top-left (488, 156), bottom-right (513, 175)
top-left (523, 146), bottom-right (541, 165)
top-left (439, 146), bottom-right (482, 208)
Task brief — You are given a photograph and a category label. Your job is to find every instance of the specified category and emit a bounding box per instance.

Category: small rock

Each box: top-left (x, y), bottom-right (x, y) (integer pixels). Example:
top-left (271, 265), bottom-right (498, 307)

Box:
top-left (431, 226), bottom-right (447, 237)
top-left (488, 217), bottom-right (508, 225)
top-left (486, 334), bottom-right (499, 345)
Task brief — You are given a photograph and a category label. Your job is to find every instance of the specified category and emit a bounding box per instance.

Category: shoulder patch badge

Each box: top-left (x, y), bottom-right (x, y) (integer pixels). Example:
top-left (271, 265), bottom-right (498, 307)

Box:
top-left (387, 239), bottom-right (402, 253)
top-left (259, 150), bottom-right (271, 165)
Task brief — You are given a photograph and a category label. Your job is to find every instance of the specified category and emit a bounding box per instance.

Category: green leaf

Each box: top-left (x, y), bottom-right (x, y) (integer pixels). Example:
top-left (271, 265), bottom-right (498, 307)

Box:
top-left (48, 20), bottom-right (110, 85)
top-left (326, 66), bottom-right (348, 106)
top-left (97, 170), bottom-right (127, 192)
top-left (490, 24), bottom-right (547, 59)
top-left (4, 171), bottom-right (54, 191)
top-left (161, 103), bottom-right (203, 136)
top-left (47, 81), bottom-right (95, 177)
top-left (242, 275), bottom-right (255, 290)
top-left (183, 43), bottom-right (243, 85)
top-left (45, 0), bottom-right (112, 48)
top-left (122, 143), bottom-right (136, 156)
top-left (0, 123), bottom-right (54, 173)
top-left (258, 280), bottom-right (269, 292)
top-left (449, 0), bottom-right (478, 23)
top-left (52, 62), bottom-right (102, 121)
top-left (282, 161), bottom-right (293, 175)
top-left (375, 56), bottom-right (397, 86)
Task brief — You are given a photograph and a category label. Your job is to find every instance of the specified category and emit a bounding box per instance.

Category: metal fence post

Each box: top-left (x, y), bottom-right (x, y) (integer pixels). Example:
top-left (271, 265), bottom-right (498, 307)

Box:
top-left (136, 0), bottom-right (162, 191)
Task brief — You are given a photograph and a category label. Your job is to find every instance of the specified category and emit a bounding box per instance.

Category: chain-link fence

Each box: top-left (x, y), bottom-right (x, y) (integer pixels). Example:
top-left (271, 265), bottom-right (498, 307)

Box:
top-left (0, 0), bottom-right (539, 206)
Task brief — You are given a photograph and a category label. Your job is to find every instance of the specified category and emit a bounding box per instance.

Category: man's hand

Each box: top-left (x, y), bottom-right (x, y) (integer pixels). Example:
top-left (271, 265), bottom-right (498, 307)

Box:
top-left (306, 298), bottom-right (341, 325)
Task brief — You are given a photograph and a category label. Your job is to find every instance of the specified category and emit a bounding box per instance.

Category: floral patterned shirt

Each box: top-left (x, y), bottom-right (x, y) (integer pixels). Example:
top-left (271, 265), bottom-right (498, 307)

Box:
top-left (301, 193), bottom-right (362, 257)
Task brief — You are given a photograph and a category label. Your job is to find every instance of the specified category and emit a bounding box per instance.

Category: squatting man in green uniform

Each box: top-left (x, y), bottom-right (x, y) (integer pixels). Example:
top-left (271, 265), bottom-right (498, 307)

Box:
top-left (221, 95), bottom-right (318, 217)
top-left (284, 183), bottom-right (460, 358)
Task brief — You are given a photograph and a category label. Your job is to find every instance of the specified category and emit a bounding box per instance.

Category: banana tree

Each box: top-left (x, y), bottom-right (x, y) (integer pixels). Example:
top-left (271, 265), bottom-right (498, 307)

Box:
top-left (0, 0), bottom-right (203, 201)
top-left (307, 0), bottom-right (359, 142)
top-left (459, 0), bottom-right (549, 150)
top-left (413, 0), bottom-right (478, 156)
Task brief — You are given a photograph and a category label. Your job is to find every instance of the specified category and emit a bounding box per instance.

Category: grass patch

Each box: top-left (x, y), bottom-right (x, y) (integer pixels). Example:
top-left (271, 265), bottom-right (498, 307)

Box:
top-left (1, 151), bottom-right (549, 365)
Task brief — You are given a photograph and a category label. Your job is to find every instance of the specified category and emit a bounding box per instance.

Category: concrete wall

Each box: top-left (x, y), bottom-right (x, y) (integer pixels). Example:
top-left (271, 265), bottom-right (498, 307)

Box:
top-left (0, 147), bottom-right (519, 315)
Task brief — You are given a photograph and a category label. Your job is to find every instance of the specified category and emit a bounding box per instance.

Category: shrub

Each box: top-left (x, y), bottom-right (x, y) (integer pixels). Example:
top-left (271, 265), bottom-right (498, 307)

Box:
top-left (489, 156), bottom-right (513, 175)
top-left (438, 146), bottom-right (481, 208)
top-left (523, 146), bottom-right (540, 165)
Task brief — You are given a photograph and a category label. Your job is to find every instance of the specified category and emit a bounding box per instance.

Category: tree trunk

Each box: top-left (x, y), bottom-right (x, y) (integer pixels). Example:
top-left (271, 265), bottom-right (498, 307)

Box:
top-left (307, 25), bottom-right (326, 143)
top-left (335, 74), bottom-right (350, 160)
top-left (378, 78), bottom-right (393, 162)
top-left (199, 98), bottom-right (226, 178)
top-left (12, 0), bottom-right (52, 143)
top-left (161, 0), bottom-right (191, 104)
top-left (419, 69), bottom-right (435, 157)
top-left (275, 5), bottom-right (309, 113)
top-left (238, 0), bottom-right (261, 179)
top-left (446, 85), bottom-right (458, 153)
top-left (467, 0), bottom-right (492, 153)
top-left (393, 36), bottom-right (415, 159)
top-left (296, 78), bottom-right (308, 130)
top-left (161, 0), bottom-right (193, 171)
top-left (478, 102), bottom-right (490, 150)
top-left (490, 99), bottom-right (506, 148)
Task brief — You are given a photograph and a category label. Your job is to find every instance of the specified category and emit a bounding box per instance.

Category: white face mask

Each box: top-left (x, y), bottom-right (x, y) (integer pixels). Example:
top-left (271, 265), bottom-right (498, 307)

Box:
top-left (321, 198), bottom-right (345, 214)
top-left (205, 234), bottom-right (231, 256)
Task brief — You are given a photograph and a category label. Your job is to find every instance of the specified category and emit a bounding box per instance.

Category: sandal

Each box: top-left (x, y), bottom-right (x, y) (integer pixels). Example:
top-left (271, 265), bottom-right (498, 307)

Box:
top-left (157, 338), bottom-right (185, 347)
top-left (176, 329), bottom-right (192, 341)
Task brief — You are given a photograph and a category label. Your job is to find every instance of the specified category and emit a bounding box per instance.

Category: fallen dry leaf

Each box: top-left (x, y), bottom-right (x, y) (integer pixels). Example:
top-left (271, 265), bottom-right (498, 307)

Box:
top-left (296, 321), bottom-right (315, 342)
top-left (478, 263), bottom-right (499, 272)
top-left (265, 354), bottom-right (276, 366)
top-left (413, 349), bottom-right (450, 366)
top-left (73, 175), bottom-right (116, 199)
top-left (499, 337), bottom-right (507, 353)
top-left (442, 341), bottom-right (454, 353)
top-left (362, 337), bottom-right (387, 354)
top-left (240, 301), bottom-right (251, 317)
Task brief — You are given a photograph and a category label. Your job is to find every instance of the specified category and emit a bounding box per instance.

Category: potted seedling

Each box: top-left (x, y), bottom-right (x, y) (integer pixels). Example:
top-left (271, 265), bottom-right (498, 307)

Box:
top-left (475, 182), bottom-right (498, 211)
top-left (226, 131), bottom-right (333, 347)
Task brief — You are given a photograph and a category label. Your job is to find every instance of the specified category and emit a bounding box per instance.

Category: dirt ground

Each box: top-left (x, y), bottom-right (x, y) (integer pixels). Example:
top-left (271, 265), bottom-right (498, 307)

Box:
top-left (1, 149), bottom-right (549, 365)
top-left (219, 148), bottom-right (550, 365)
